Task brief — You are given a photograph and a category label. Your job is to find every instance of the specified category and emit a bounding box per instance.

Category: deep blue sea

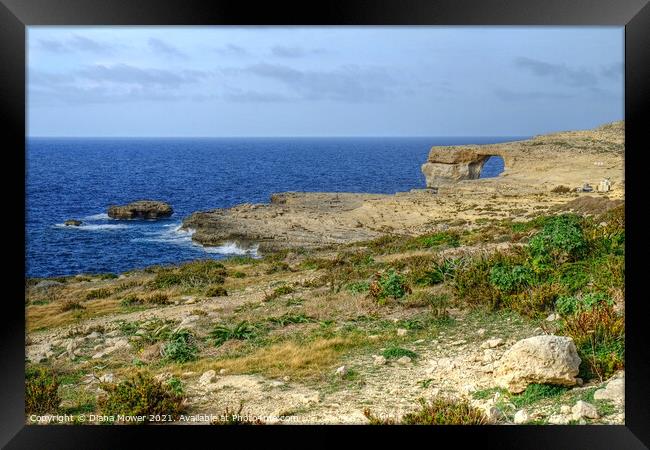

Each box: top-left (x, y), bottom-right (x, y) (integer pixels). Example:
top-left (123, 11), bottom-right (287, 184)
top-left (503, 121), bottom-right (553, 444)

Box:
top-left (26, 137), bottom-right (524, 278)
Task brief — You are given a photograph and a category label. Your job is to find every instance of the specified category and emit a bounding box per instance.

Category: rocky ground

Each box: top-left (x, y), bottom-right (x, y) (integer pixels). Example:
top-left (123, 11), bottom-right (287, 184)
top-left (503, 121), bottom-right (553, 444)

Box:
top-left (25, 121), bottom-right (625, 425)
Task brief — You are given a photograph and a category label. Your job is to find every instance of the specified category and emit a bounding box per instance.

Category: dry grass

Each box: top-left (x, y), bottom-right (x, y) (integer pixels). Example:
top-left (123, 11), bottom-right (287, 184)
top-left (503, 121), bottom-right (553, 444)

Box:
top-left (182, 336), bottom-right (363, 380)
top-left (302, 291), bottom-right (378, 321)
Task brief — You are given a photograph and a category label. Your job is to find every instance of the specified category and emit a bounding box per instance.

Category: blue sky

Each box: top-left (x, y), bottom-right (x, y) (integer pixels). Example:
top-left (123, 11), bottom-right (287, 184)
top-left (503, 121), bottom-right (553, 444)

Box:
top-left (27, 27), bottom-right (623, 137)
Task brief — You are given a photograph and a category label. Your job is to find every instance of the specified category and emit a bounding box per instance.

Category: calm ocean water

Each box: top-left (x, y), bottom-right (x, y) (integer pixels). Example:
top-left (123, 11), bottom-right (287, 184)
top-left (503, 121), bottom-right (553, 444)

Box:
top-left (26, 137), bottom-right (523, 278)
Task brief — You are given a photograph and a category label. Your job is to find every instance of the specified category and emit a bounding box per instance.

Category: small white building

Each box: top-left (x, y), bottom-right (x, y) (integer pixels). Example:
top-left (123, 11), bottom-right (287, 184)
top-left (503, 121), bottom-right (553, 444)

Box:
top-left (597, 178), bottom-right (611, 192)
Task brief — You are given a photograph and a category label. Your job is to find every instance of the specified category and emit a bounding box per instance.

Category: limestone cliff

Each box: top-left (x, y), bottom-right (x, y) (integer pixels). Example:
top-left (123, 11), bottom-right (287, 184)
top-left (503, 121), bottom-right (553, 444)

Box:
top-left (421, 121), bottom-right (624, 190)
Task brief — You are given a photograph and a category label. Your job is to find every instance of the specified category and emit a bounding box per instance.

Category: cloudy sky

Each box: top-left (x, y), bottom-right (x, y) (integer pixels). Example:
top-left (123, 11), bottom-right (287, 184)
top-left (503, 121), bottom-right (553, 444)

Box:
top-left (27, 27), bottom-right (623, 137)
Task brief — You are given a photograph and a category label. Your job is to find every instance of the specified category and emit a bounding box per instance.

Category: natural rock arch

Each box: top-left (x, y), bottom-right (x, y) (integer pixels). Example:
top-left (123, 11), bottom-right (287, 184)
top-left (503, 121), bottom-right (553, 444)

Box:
top-left (421, 147), bottom-right (515, 188)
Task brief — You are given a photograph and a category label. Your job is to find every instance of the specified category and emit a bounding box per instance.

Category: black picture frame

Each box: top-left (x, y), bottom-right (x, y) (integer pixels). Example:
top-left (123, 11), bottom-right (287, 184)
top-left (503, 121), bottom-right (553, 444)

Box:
top-left (2, 0), bottom-right (649, 448)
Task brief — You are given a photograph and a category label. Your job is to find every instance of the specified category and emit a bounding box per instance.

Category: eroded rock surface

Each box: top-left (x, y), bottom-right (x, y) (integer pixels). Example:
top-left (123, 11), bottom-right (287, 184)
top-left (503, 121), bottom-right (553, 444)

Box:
top-left (494, 335), bottom-right (581, 393)
top-left (108, 200), bottom-right (173, 220)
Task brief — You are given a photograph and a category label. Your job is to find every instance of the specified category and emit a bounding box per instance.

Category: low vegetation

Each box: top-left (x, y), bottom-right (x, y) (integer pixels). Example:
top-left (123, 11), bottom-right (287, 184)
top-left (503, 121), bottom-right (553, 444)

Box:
top-left (150, 260), bottom-right (227, 290)
top-left (25, 201), bottom-right (625, 423)
top-left (98, 373), bottom-right (187, 422)
top-left (365, 397), bottom-right (487, 425)
top-left (25, 366), bottom-right (61, 415)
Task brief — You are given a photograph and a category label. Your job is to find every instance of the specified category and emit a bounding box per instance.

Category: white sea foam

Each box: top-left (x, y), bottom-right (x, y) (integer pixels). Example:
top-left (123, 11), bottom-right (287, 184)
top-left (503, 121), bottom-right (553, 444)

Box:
top-left (55, 223), bottom-right (129, 231)
top-left (202, 242), bottom-right (259, 256)
top-left (131, 224), bottom-right (195, 245)
top-left (83, 213), bottom-right (110, 221)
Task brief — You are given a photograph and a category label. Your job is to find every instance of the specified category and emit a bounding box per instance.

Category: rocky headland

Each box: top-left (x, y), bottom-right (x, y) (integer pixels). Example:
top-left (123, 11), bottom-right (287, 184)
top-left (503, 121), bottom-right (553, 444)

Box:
top-left (183, 121), bottom-right (623, 253)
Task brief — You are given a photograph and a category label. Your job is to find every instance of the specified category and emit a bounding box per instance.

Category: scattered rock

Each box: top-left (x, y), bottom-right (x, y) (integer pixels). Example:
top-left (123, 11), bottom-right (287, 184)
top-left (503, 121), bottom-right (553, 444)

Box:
top-left (546, 313), bottom-right (560, 322)
top-left (373, 355), bottom-right (387, 366)
top-left (177, 315), bottom-right (200, 330)
top-left (483, 349), bottom-right (497, 363)
top-left (91, 338), bottom-right (131, 359)
top-left (107, 200), bottom-right (173, 220)
top-left (548, 414), bottom-right (570, 425)
top-left (64, 219), bottom-right (82, 227)
top-left (99, 373), bottom-right (114, 383)
top-left (198, 370), bottom-right (217, 386)
top-left (560, 405), bottom-right (572, 414)
top-left (483, 405), bottom-right (503, 423)
top-left (481, 338), bottom-right (504, 349)
top-left (396, 328), bottom-right (408, 336)
top-left (514, 410), bottom-right (529, 424)
top-left (572, 401), bottom-right (599, 420)
top-left (494, 335), bottom-right (581, 393)
top-left (335, 366), bottom-right (348, 377)
top-left (87, 331), bottom-right (102, 339)
top-left (397, 356), bottom-right (412, 365)
top-left (477, 328), bottom-right (486, 336)
top-left (594, 375), bottom-right (624, 405)
top-left (219, 369), bottom-right (229, 375)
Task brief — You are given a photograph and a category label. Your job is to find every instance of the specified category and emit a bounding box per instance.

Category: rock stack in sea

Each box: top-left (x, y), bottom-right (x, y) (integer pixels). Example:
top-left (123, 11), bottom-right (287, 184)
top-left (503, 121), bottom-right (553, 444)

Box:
top-left (107, 200), bottom-right (173, 220)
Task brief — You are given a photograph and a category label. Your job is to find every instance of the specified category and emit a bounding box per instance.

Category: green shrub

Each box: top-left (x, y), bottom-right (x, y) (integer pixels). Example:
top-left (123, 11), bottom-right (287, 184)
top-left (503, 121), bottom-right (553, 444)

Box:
top-left (508, 215), bottom-right (551, 233)
top-left (382, 347), bottom-right (418, 360)
top-left (25, 366), bottom-right (61, 415)
top-left (413, 232), bottom-right (461, 249)
top-left (85, 288), bottom-right (112, 300)
top-left (345, 281), bottom-right (370, 294)
top-left (232, 271), bottom-right (246, 278)
top-left (588, 254), bottom-right (624, 292)
top-left (489, 264), bottom-right (535, 293)
top-left (161, 330), bottom-right (198, 363)
top-left (364, 398), bottom-right (487, 425)
top-left (583, 205), bottom-right (625, 257)
top-left (555, 261), bottom-right (591, 293)
top-left (369, 269), bottom-right (411, 303)
top-left (205, 285), bottom-right (228, 297)
top-left (555, 292), bottom-right (612, 317)
top-left (504, 283), bottom-right (563, 317)
top-left (166, 376), bottom-right (184, 396)
top-left (210, 321), bottom-right (258, 346)
top-left (453, 255), bottom-right (505, 309)
top-left (98, 373), bottom-right (186, 422)
top-left (560, 303), bottom-right (624, 381)
top-left (151, 260), bottom-right (227, 289)
top-left (528, 214), bottom-right (587, 266)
